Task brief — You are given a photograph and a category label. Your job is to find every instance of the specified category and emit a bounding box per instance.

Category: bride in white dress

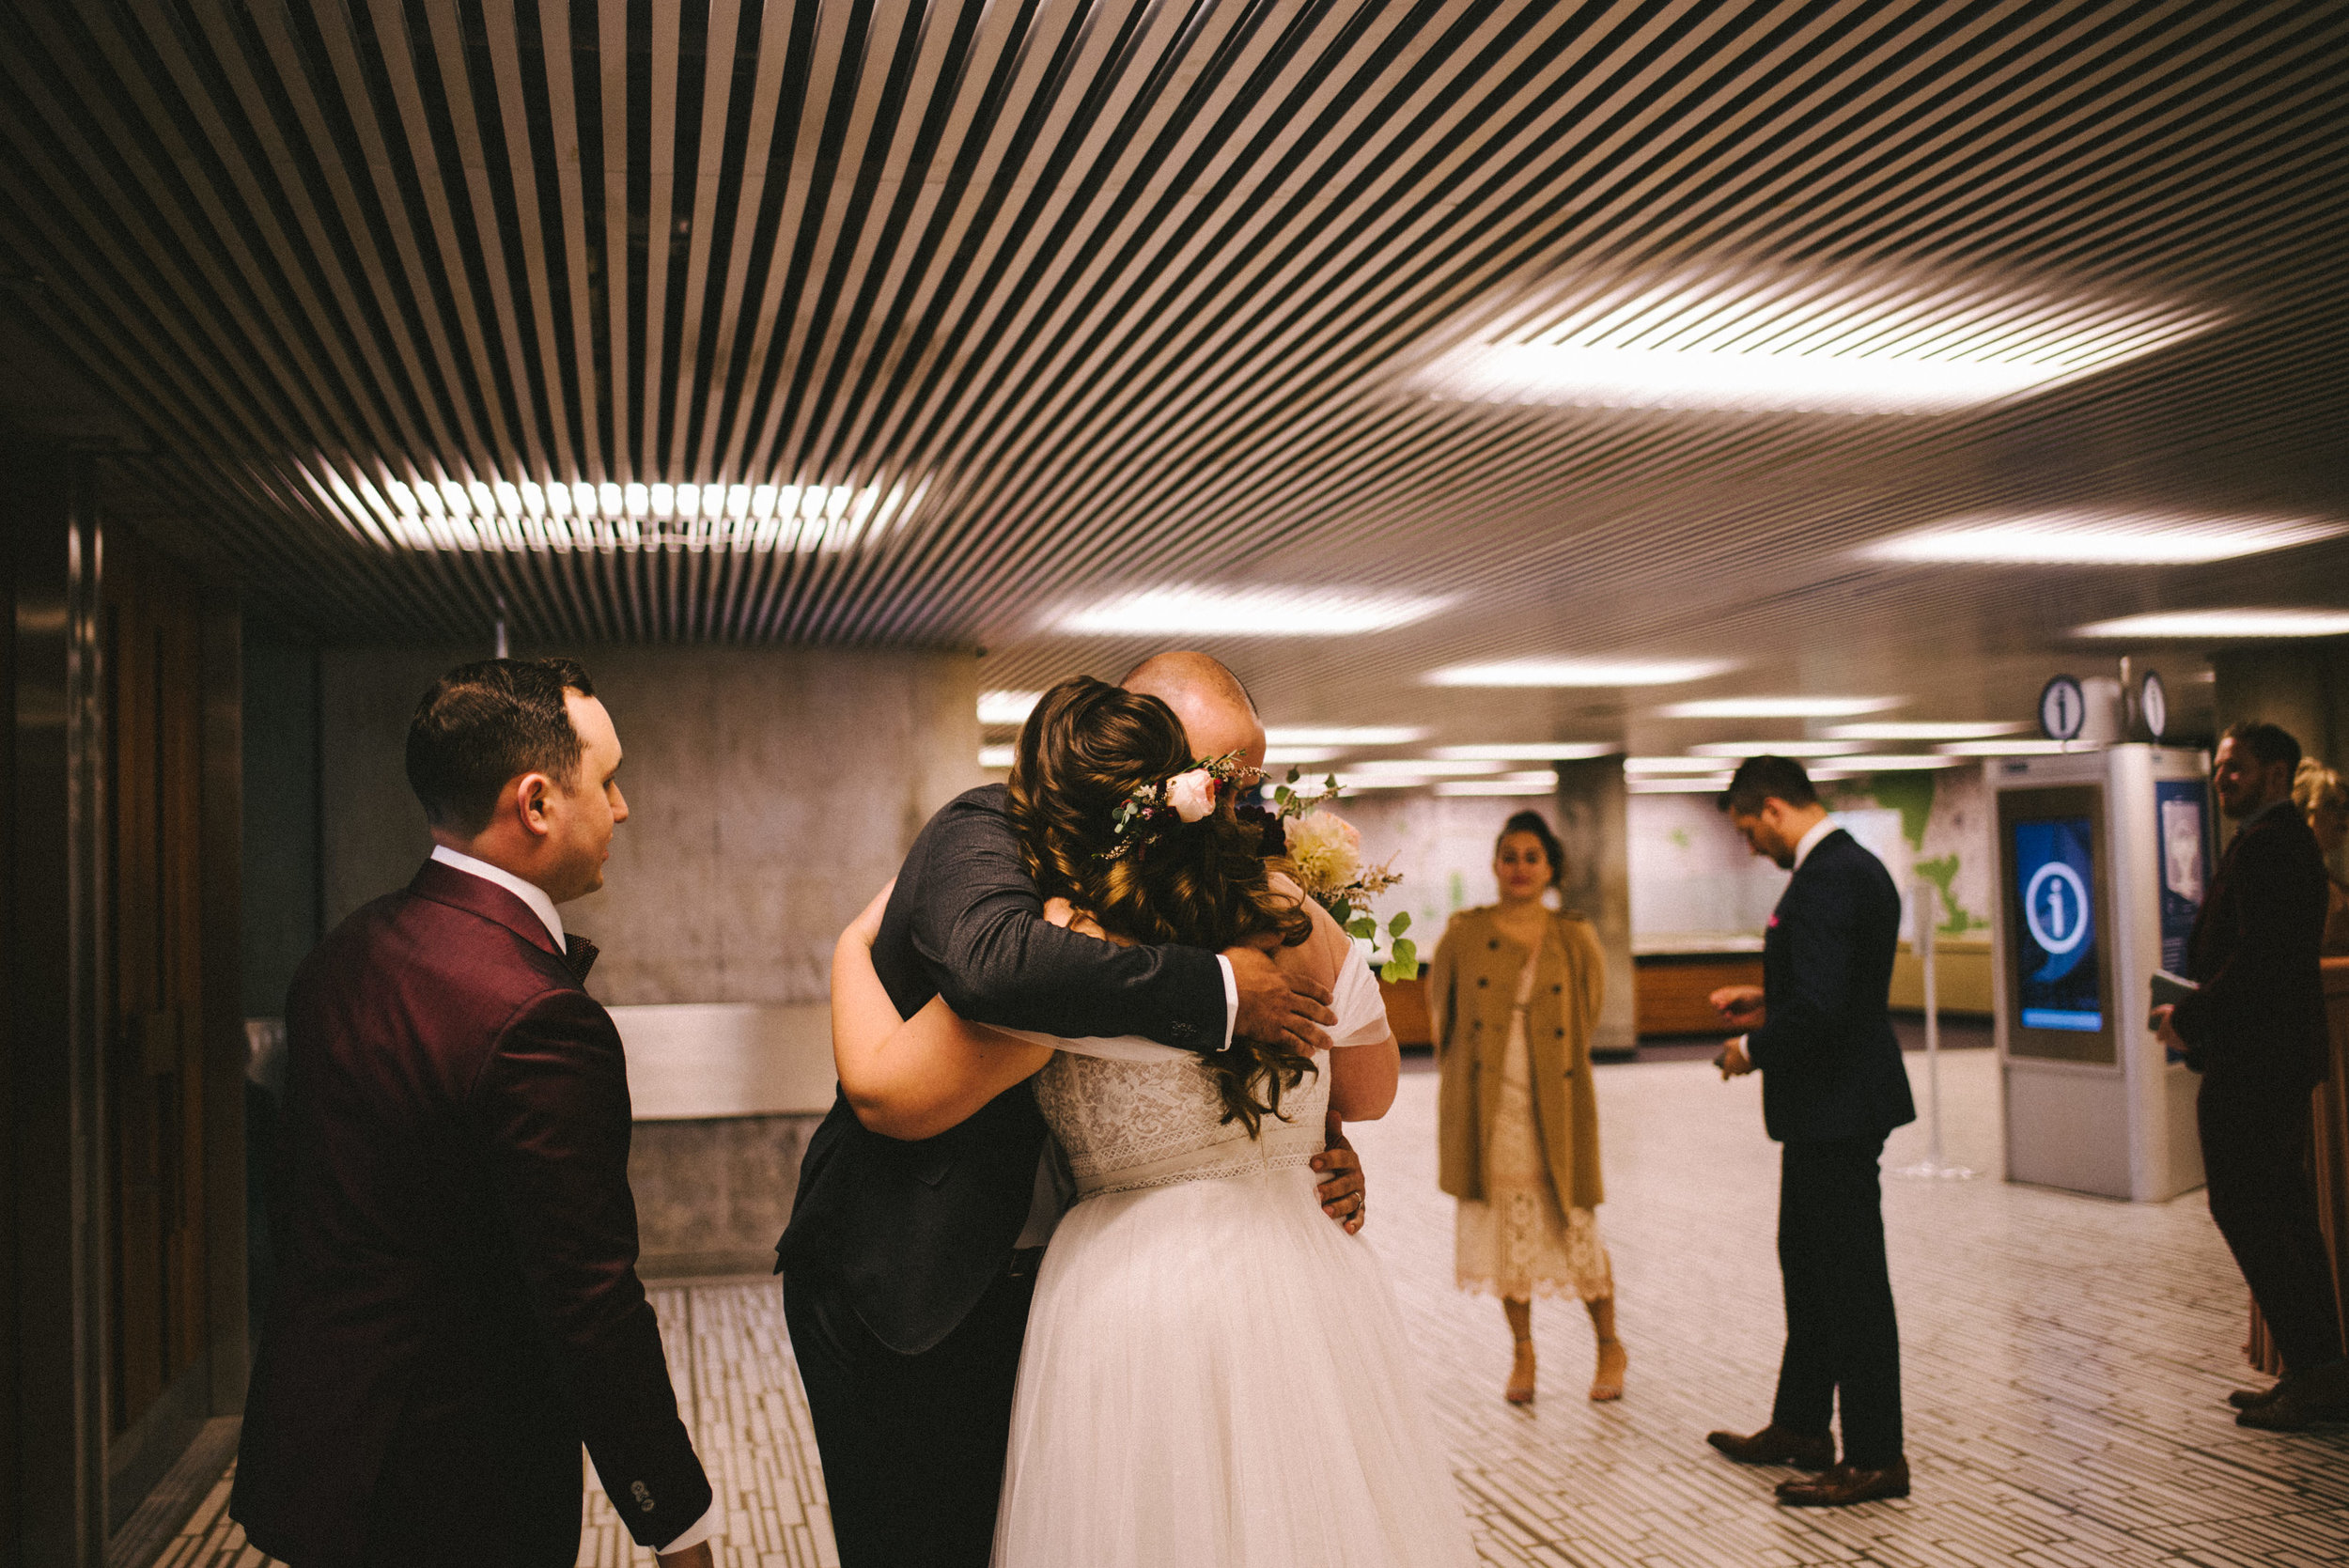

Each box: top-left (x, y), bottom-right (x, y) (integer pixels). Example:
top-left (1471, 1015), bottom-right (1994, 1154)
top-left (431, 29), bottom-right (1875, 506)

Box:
top-left (828, 677), bottom-right (1476, 1568)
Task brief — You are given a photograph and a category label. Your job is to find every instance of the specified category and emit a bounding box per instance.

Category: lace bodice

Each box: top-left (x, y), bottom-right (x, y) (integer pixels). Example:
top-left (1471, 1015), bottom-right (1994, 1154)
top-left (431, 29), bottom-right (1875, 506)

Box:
top-left (1034, 1051), bottom-right (1332, 1200)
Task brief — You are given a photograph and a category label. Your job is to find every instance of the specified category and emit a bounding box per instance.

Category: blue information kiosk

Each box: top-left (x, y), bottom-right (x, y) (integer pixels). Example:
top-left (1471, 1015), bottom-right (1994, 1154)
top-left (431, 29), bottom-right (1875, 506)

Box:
top-left (1989, 743), bottom-right (2213, 1201)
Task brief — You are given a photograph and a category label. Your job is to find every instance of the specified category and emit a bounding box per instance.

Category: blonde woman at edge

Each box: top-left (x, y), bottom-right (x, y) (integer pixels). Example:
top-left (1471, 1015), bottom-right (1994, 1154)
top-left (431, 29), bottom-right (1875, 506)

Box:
top-left (1429, 810), bottom-right (1626, 1404)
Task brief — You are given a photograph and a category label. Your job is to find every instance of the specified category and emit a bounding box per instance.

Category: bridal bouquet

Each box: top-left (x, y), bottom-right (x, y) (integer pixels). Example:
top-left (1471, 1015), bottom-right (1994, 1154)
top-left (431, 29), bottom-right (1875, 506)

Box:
top-left (1270, 769), bottom-right (1418, 983)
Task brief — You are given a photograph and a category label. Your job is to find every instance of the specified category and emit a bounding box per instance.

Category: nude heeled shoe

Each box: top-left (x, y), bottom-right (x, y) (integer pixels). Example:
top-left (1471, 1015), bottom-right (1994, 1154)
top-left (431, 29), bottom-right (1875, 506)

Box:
top-left (1589, 1338), bottom-right (1626, 1402)
top-left (1504, 1340), bottom-right (1537, 1404)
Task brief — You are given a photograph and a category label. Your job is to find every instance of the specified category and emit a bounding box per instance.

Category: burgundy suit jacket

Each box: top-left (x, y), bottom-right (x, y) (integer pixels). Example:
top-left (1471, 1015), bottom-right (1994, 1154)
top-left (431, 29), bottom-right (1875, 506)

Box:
top-left (232, 861), bottom-right (709, 1568)
top-left (2171, 802), bottom-right (2330, 1092)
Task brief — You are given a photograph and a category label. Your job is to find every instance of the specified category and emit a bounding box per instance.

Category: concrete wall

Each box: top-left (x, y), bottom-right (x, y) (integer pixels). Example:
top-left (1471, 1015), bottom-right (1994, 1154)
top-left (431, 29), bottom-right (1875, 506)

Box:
top-left (241, 632), bottom-right (320, 1017)
top-left (320, 644), bottom-right (984, 1006)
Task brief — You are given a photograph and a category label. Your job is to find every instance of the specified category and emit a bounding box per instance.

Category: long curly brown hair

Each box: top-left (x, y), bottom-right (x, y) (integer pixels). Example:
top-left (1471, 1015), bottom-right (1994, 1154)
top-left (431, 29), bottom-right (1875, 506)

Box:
top-left (1006, 675), bottom-right (1315, 1135)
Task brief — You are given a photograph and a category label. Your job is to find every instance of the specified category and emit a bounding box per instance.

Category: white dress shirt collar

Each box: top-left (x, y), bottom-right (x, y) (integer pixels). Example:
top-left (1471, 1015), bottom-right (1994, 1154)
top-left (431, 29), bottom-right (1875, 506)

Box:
top-left (1791, 813), bottom-right (1840, 872)
top-left (429, 844), bottom-right (565, 950)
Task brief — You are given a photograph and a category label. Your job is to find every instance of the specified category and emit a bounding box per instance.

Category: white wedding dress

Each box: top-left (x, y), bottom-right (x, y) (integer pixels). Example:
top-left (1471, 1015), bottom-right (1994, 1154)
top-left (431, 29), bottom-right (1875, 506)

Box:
top-left (991, 960), bottom-right (1478, 1567)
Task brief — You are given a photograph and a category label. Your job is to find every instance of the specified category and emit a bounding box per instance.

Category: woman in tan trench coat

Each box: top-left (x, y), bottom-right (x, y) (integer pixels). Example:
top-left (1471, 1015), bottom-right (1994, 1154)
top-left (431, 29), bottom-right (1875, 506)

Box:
top-left (1429, 810), bottom-right (1626, 1405)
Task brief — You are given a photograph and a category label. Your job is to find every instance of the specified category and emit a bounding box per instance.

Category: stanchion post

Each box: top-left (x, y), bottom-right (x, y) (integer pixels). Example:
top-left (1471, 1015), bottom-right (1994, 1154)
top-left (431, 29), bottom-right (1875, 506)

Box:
top-left (1898, 878), bottom-right (1975, 1180)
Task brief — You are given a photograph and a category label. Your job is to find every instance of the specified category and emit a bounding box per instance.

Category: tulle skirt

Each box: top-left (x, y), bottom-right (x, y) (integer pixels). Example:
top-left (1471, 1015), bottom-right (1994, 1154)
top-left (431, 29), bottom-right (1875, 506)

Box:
top-left (993, 1163), bottom-right (1478, 1568)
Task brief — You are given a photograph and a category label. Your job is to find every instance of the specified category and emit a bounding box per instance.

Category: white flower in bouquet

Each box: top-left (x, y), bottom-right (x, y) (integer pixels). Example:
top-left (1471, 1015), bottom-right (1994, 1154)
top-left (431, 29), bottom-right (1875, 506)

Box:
top-left (1284, 808), bottom-right (1363, 895)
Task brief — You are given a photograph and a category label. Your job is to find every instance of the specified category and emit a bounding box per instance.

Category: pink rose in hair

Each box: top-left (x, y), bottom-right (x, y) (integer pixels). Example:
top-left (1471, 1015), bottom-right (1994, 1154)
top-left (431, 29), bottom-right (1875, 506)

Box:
top-left (1165, 768), bottom-right (1219, 823)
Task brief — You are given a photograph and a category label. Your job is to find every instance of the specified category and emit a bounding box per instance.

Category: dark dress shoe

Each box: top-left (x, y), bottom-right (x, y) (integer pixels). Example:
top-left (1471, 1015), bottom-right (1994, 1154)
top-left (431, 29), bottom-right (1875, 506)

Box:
top-left (2226, 1383), bottom-right (2281, 1410)
top-left (1777, 1459), bottom-right (1910, 1507)
top-left (2235, 1361), bottom-right (2349, 1430)
top-left (1705, 1424), bottom-right (1836, 1470)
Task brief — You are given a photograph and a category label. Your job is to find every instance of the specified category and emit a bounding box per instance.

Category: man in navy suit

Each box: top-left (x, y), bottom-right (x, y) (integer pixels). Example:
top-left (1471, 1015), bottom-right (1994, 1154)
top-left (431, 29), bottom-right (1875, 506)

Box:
top-left (2155, 722), bottom-right (2343, 1429)
top-left (1702, 755), bottom-right (1916, 1508)
top-left (235, 660), bottom-right (715, 1568)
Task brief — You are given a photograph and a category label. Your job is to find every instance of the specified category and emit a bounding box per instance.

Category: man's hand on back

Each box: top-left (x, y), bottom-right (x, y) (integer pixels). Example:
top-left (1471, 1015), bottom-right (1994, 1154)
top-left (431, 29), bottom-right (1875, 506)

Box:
top-left (658, 1543), bottom-right (715, 1568)
top-left (1224, 944), bottom-right (1334, 1056)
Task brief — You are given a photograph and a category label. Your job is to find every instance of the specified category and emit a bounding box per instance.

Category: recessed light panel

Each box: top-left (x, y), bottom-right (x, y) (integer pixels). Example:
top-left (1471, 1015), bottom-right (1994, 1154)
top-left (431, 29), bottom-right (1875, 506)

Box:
top-left (1263, 726), bottom-right (1430, 747)
top-left (1865, 511), bottom-right (2343, 564)
top-left (1657, 697), bottom-right (1901, 719)
top-left (1625, 756), bottom-right (1739, 774)
top-left (978, 744), bottom-right (1016, 768)
top-left (978, 690), bottom-right (1042, 725)
top-left (2075, 609), bottom-right (2349, 639)
top-left (1429, 743), bottom-right (1618, 760)
top-left (1436, 777), bottom-right (1559, 797)
top-left (359, 466), bottom-right (922, 551)
top-left (1263, 746), bottom-right (1343, 765)
top-left (1827, 722), bottom-right (2028, 740)
top-left (1688, 740), bottom-right (1869, 758)
top-left (1057, 586), bottom-right (1451, 636)
top-left (1410, 270), bottom-right (2221, 414)
top-left (1937, 739), bottom-right (2074, 755)
top-left (1346, 758), bottom-right (1509, 776)
top-left (1426, 658), bottom-right (1733, 687)
top-left (1827, 754), bottom-right (1963, 770)
top-left (1627, 775), bottom-right (1735, 794)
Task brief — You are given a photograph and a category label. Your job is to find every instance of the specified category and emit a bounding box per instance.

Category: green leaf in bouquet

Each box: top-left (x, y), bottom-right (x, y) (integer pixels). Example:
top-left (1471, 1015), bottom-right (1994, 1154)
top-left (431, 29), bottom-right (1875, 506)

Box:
top-left (1387, 910), bottom-right (1411, 937)
top-left (1346, 916), bottom-right (1377, 940)
top-left (1378, 956), bottom-right (1414, 984)
top-left (1391, 938), bottom-right (1418, 970)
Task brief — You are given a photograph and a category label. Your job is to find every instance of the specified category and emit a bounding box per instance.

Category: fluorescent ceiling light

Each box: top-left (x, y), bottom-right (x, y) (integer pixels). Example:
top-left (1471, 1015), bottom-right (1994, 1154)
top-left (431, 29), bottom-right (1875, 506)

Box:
top-left (1627, 776), bottom-right (1735, 794)
top-left (357, 467), bottom-right (922, 551)
top-left (1688, 740), bottom-right (1869, 758)
top-left (1437, 778), bottom-right (1559, 797)
top-left (978, 745), bottom-right (1016, 768)
top-left (1657, 696), bottom-right (1901, 719)
top-left (1263, 726), bottom-right (1429, 747)
top-left (1426, 658), bottom-right (1733, 687)
top-left (1865, 511), bottom-right (2343, 565)
top-left (1333, 773), bottom-right (1431, 790)
top-left (1827, 721), bottom-right (2028, 740)
top-left (1263, 746), bottom-right (1343, 765)
top-left (1625, 756), bottom-right (1738, 774)
top-left (2075, 609), bottom-right (2349, 639)
top-left (978, 690), bottom-right (1041, 725)
top-left (1056, 586), bottom-right (1451, 636)
top-left (1937, 738), bottom-right (2074, 755)
top-left (1346, 758), bottom-right (1509, 776)
top-left (1410, 271), bottom-right (2221, 414)
top-left (1429, 743), bottom-right (1618, 761)
top-left (1828, 754), bottom-right (1962, 771)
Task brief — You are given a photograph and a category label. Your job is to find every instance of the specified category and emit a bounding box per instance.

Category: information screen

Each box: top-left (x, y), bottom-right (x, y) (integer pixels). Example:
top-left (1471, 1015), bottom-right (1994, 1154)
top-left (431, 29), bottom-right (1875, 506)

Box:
top-left (2011, 816), bottom-right (2101, 1032)
top-left (2155, 778), bottom-right (2209, 974)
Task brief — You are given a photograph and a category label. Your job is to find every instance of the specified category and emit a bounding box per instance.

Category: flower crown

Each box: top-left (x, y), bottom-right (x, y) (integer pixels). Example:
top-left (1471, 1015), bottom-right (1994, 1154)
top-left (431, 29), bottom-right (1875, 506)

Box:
top-left (1103, 751), bottom-right (1257, 860)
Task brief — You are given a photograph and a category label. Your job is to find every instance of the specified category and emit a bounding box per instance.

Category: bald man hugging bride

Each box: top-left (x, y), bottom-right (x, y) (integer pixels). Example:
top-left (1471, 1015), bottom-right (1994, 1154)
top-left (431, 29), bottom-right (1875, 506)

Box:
top-left (776, 653), bottom-right (1476, 1568)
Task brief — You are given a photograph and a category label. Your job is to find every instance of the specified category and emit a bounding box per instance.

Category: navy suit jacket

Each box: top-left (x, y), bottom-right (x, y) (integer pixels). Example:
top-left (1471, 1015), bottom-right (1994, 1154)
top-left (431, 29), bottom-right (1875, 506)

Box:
top-left (777, 784), bottom-right (1227, 1355)
top-left (1746, 829), bottom-right (1917, 1144)
top-left (233, 861), bottom-right (709, 1568)
top-left (2171, 801), bottom-right (2329, 1090)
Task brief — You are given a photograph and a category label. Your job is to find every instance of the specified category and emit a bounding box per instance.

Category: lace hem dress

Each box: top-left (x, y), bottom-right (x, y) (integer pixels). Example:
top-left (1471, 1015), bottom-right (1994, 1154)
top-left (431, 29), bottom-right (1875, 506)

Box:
top-left (1454, 946), bottom-right (1613, 1303)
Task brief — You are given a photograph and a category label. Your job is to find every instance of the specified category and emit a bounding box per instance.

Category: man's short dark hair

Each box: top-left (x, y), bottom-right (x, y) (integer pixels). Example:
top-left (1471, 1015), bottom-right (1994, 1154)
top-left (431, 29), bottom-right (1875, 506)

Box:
top-left (406, 658), bottom-right (595, 833)
top-left (1718, 754), bottom-right (1818, 816)
top-left (2221, 720), bottom-right (2301, 775)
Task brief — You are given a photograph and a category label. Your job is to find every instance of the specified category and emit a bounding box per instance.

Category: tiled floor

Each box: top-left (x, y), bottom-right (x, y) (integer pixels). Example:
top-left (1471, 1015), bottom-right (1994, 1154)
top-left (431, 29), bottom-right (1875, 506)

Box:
top-left (156, 1050), bottom-right (2349, 1566)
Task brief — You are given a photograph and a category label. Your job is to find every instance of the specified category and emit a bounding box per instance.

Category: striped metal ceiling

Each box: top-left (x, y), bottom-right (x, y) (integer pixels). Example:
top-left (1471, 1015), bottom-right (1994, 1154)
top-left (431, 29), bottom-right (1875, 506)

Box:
top-left (4, 0), bottom-right (2346, 747)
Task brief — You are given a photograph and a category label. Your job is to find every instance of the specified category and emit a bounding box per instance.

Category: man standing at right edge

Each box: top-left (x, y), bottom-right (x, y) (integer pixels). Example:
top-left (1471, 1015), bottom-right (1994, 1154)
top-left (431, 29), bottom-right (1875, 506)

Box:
top-left (2156, 722), bottom-right (2346, 1428)
top-left (1703, 755), bottom-right (1916, 1507)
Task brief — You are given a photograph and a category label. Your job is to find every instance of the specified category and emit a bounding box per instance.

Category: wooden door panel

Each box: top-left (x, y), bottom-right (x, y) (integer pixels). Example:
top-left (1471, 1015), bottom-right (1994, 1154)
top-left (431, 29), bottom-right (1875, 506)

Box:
top-left (101, 537), bottom-right (209, 1440)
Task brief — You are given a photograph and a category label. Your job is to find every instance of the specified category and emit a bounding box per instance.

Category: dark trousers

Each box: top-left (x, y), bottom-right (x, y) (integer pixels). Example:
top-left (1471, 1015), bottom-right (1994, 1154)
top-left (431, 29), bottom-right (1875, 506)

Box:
top-left (783, 1262), bottom-right (1035, 1568)
top-left (1771, 1136), bottom-right (1903, 1467)
top-left (2201, 1071), bottom-right (2345, 1374)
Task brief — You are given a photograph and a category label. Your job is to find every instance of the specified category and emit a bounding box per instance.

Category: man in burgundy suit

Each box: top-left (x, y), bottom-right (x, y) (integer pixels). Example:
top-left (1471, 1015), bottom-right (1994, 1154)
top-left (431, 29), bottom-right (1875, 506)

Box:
top-left (233, 659), bottom-right (717, 1567)
top-left (2156, 722), bottom-right (2346, 1430)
